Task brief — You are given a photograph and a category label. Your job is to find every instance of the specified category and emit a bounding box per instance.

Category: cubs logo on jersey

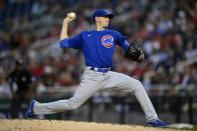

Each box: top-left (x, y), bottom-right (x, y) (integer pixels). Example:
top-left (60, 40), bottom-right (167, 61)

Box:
top-left (101, 35), bottom-right (114, 48)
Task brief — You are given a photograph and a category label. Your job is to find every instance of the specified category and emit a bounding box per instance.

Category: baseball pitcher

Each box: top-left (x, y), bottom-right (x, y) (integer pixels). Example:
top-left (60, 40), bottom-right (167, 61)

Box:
top-left (27, 9), bottom-right (168, 127)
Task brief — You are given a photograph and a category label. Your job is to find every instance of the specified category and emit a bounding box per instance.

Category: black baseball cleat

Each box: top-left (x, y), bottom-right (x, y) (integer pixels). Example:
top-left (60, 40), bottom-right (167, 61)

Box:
top-left (26, 100), bottom-right (36, 119)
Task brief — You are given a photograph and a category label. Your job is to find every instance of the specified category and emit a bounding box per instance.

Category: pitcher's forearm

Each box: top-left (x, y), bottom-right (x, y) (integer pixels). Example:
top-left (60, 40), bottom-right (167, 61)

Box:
top-left (60, 21), bottom-right (69, 41)
top-left (60, 13), bottom-right (76, 41)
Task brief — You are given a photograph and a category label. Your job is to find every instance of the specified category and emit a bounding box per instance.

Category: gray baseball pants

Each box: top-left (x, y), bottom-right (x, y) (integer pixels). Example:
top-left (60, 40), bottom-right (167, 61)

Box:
top-left (34, 67), bottom-right (158, 122)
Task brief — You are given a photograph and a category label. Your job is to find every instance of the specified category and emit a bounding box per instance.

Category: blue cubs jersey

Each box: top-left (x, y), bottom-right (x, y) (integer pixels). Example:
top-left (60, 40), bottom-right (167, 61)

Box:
top-left (60, 29), bottom-right (130, 68)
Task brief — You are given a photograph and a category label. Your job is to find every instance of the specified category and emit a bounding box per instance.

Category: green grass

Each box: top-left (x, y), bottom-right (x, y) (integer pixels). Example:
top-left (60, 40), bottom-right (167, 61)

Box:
top-left (191, 125), bottom-right (197, 130)
top-left (183, 125), bottom-right (197, 130)
top-left (181, 125), bottom-right (197, 131)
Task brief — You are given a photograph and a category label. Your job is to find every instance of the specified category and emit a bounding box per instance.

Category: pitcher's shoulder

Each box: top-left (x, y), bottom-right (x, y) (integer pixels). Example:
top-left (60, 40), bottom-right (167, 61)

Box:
top-left (80, 30), bottom-right (94, 35)
top-left (105, 29), bottom-right (122, 37)
top-left (105, 29), bottom-right (120, 34)
top-left (80, 31), bottom-right (89, 34)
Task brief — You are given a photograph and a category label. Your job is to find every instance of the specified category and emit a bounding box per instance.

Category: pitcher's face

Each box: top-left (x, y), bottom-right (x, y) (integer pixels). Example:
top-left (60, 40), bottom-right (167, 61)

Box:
top-left (95, 16), bottom-right (110, 28)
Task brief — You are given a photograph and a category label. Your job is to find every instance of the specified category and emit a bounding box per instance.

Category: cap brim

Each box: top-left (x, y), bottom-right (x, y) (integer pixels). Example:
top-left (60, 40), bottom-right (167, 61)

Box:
top-left (105, 14), bottom-right (114, 19)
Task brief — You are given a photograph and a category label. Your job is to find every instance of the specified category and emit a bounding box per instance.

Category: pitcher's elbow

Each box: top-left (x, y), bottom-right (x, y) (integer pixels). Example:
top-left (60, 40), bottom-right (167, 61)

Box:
top-left (60, 39), bottom-right (69, 48)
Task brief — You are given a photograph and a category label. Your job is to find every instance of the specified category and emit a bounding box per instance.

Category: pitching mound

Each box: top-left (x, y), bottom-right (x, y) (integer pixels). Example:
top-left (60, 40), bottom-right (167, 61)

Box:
top-left (0, 119), bottom-right (184, 131)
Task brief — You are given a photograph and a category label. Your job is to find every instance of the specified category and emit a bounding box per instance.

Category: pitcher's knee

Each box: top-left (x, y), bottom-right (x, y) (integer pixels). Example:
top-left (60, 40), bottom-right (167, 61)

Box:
top-left (133, 80), bottom-right (144, 90)
top-left (68, 98), bottom-right (81, 110)
top-left (70, 103), bottom-right (80, 110)
top-left (136, 80), bottom-right (143, 86)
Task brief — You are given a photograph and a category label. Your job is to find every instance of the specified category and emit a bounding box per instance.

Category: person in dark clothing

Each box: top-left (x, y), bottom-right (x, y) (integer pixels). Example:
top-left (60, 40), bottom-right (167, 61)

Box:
top-left (8, 59), bottom-right (36, 118)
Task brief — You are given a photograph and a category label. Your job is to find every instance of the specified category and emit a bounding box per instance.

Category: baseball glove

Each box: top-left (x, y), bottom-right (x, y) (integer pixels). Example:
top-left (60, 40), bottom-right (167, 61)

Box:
top-left (124, 41), bottom-right (144, 61)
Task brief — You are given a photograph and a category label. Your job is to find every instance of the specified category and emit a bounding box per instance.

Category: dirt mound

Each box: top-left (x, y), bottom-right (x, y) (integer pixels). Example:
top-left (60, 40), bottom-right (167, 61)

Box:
top-left (0, 119), bottom-right (184, 131)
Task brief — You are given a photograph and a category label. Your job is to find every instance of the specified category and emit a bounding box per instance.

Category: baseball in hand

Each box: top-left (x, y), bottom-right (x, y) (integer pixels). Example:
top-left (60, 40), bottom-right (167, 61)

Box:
top-left (69, 12), bottom-right (76, 18)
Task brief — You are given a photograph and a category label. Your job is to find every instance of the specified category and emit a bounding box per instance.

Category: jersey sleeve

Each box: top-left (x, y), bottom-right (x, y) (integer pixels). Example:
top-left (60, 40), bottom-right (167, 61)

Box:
top-left (60, 32), bottom-right (83, 49)
top-left (116, 32), bottom-right (129, 51)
